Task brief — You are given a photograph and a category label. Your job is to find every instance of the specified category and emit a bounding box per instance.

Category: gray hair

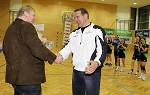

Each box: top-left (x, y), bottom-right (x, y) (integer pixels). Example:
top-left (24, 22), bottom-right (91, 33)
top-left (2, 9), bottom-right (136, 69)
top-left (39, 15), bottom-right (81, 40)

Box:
top-left (17, 5), bottom-right (35, 17)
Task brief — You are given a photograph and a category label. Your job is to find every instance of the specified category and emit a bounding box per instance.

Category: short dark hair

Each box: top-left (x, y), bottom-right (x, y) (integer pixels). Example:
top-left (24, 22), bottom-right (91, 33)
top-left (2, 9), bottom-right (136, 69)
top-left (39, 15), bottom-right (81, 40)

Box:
top-left (141, 37), bottom-right (146, 42)
top-left (74, 8), bottom-right (89, 19)
top-left (17, 5), bottom-right (35, 17)
top-left (136, 36), bottom-right (141, 40)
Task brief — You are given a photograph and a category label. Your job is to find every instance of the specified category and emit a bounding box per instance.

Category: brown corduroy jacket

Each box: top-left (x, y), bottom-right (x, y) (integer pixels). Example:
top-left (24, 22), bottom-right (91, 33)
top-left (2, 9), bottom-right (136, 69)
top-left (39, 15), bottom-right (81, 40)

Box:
top-left (3, 18), bottom-right (56, 85)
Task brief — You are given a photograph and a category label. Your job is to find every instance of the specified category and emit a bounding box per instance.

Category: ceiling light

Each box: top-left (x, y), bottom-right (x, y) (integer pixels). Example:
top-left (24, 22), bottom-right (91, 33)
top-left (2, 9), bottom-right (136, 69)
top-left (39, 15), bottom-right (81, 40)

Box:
top-left (101, 0), bottom-right (104, 1)
top-left (133, 3), bottom-right (137, 5)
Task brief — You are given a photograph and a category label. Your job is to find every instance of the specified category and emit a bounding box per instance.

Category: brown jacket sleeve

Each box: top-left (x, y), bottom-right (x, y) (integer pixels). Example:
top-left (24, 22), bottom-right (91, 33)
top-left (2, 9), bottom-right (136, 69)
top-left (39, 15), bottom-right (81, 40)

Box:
top-left (22, 22), bottom-right (56, 64)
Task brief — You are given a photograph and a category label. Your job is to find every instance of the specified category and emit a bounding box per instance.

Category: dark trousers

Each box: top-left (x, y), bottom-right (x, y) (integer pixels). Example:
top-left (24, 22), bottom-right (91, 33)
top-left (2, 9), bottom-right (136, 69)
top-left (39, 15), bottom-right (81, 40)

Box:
top-left (12, 84), bottom-right (41, 95)
top-left (114, 51), bottom-right (118, 66)
top-left (72, 69), bottom-right (101, 95)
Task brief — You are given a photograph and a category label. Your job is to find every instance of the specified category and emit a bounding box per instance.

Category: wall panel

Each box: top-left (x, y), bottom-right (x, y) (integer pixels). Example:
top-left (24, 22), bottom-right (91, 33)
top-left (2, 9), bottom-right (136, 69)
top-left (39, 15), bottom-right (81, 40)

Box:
top-left (22, 0), bottom-right (117, 48)
top-left (0, 0), bottom-right (10, 40)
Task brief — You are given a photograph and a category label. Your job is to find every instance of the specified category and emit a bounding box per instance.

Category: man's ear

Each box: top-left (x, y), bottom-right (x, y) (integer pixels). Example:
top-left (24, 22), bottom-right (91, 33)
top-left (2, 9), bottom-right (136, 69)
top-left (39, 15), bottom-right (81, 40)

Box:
top-left (24, 11), bottom-right (29, 17)
top-left (84, 14), bottom-right (88, 19)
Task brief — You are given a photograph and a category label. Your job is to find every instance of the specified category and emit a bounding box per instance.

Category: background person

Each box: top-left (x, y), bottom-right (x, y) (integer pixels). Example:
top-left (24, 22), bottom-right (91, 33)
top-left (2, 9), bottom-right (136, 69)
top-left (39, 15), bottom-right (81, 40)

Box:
top-left (138, 37), bottom-right (149, 81)
top-left (116, 38), bottom-right (127, 72)
top-left (128, 36), bottom-right (140, 74)
top-left (105, 36), bottom-right (112, 66)
top-left (112, 35), bottom-right (120, 68)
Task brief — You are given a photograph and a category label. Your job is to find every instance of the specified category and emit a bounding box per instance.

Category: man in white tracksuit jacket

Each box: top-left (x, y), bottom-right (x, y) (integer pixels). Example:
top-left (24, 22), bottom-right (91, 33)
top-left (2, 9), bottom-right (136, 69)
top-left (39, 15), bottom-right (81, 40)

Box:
top-left (58, 8), bottom-right (107, 95)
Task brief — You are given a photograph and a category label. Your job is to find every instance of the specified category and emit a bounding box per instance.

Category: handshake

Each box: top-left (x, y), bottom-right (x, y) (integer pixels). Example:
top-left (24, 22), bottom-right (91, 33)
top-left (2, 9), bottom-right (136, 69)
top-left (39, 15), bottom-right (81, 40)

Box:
top-left (54, 53), bottom-right (63, 64)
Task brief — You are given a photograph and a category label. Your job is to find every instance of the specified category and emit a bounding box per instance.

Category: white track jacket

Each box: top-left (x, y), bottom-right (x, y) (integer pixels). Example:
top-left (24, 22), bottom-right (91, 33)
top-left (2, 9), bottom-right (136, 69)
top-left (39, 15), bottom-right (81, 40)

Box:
top-left (59, 23), bottom-right (107, 71)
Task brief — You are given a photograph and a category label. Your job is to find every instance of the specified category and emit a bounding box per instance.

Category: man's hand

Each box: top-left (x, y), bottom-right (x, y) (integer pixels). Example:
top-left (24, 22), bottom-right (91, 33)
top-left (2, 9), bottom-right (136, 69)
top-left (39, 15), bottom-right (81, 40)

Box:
top-left (85, 60), bottom-right (99, 74)
top-left (55, 53), bottom-right (63, 64)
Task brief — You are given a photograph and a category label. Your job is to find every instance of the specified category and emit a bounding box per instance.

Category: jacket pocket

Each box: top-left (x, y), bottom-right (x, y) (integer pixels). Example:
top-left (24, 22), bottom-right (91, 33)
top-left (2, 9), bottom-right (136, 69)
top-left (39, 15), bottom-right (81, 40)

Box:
top-left (6, 58), bottom-right (21, 82)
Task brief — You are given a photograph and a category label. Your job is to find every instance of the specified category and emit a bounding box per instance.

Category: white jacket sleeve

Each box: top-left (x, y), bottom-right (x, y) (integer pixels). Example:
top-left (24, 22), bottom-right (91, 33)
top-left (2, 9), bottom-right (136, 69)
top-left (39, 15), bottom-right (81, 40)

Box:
top-left (59, 34), bottom-right (73, 60)
top-left (94, 29), bottom-right (107, 66)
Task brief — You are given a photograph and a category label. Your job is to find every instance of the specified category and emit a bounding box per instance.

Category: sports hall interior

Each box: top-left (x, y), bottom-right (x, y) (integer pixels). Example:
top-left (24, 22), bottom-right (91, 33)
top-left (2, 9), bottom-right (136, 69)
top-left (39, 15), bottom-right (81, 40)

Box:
top-left (0, 0), bottom-right (150, 95)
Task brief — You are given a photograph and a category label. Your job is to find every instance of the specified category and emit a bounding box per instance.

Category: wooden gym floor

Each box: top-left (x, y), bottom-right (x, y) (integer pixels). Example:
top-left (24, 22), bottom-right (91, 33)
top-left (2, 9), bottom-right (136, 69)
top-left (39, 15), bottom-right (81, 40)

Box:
top-left (0, 48), bottom-right (150, 95)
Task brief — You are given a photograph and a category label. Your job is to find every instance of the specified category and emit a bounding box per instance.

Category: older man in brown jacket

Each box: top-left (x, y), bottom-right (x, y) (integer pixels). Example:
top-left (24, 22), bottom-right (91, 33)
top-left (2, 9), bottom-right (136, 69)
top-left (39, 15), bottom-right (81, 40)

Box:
top-left (3, 5), bottom-right (59, 95)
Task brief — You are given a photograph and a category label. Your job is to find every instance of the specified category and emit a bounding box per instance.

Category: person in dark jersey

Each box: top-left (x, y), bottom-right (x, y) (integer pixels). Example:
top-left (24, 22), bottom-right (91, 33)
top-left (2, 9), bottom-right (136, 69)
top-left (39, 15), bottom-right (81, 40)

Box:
top-left (128, 36), bottom-right (141, 74)
top-left (112, 35), bottom-right (120, 68)
top-left (138, 37), bottom-right (148, 81)
top-left (116, 38), bottom-right (127, 72)
top-left (105, 36), bottom-right (113, 66)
